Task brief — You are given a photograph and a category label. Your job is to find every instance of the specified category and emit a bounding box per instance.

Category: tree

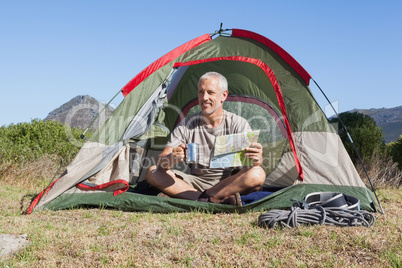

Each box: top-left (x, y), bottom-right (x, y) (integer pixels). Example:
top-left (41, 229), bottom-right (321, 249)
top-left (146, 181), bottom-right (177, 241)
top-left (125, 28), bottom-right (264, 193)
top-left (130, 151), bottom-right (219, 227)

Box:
top-left (329, 112), bottom-right (385, 163)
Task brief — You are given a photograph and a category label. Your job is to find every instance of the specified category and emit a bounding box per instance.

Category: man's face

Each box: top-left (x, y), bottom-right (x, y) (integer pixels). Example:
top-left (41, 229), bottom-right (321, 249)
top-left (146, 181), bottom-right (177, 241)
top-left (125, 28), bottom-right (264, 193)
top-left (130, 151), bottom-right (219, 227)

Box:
top-left (198, 78), bottom-right (227, 115)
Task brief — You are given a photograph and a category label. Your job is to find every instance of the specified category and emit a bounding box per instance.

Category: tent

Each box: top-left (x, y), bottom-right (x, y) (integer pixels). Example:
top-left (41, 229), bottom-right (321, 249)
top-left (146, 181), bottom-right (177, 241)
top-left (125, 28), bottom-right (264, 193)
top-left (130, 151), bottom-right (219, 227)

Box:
top-left (27, 28), bottom-right (377, 214)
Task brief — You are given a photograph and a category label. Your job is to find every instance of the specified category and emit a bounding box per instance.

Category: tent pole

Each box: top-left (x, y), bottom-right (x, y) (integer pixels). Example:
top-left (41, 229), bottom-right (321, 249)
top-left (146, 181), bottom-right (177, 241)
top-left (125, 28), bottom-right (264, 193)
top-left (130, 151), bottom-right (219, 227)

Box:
top-left (80, 90), bottom-right (122, 140)
top-left (210, 23), bottom-right (231, 37)
top-left (311, 78), bottom-right (385, 214)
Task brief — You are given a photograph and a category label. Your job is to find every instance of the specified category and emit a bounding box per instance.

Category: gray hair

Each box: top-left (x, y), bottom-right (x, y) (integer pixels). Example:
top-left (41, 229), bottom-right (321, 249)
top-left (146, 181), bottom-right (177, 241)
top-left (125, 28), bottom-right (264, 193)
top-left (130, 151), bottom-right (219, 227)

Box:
top-left (198, 72), bottom-right (228, 94)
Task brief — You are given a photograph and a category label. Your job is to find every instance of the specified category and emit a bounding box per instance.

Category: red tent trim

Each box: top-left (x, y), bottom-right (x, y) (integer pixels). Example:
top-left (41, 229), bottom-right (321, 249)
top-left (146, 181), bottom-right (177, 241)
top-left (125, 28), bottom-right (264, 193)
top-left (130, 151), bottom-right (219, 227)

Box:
top-left (121, 29), bottom-right (311, 96)
top-left (232, 29), bottom-right (312, 85)
top-left (26, 178), bottom-right (60, 214)
top-left (77, 180), bottom-right (129, 196)
top-left (121, 34), bottom-right (212, 96)
top-left (174, 57), bottom-right (304, 180)
top-left (26, 178), bottom-right (130, 214)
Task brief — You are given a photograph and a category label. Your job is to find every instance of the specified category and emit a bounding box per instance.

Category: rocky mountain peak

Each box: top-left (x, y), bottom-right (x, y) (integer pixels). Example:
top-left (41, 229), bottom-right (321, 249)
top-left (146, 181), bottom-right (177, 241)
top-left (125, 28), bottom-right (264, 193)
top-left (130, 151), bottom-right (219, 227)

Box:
top-left (44, 95), bottom-right (115, 130)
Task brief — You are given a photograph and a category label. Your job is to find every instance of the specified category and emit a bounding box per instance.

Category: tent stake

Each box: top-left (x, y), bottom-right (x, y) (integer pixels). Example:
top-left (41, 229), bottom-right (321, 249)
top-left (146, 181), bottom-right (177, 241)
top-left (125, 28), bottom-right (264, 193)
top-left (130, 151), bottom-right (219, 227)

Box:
top-left (311, 78), bottom-right (385, 214)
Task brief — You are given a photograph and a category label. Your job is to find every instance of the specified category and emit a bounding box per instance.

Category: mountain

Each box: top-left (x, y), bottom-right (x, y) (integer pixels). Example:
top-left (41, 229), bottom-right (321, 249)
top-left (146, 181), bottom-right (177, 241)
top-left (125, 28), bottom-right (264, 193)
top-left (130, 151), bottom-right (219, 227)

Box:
top-left (44, 95), bottom-right (115, 130)
top-left (348, 106), bottom-right (402, 143)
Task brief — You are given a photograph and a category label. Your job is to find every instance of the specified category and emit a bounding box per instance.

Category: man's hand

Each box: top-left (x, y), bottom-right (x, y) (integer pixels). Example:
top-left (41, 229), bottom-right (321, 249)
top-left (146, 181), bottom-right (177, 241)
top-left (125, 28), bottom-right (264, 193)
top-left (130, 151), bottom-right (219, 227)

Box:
top-left (171, 144), bottom-right (186, 164)
top-left (157, 144), bottom-right (186, 170)
top-left (244, 142), bottom-right (263, 166)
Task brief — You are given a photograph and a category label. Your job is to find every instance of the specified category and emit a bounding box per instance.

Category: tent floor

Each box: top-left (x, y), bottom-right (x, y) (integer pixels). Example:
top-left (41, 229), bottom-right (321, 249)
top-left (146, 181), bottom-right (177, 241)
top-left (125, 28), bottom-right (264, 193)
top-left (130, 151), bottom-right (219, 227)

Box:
top-left (41, 183), bottom-right (377, 214)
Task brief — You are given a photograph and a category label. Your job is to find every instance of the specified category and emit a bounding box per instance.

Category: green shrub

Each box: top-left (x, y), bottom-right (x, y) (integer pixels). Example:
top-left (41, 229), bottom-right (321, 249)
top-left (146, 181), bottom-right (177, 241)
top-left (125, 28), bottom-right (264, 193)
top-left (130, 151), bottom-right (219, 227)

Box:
top-left (389, 135), bottom-right (402, 170)
top-left (0, 119), bottom-right (89, 165)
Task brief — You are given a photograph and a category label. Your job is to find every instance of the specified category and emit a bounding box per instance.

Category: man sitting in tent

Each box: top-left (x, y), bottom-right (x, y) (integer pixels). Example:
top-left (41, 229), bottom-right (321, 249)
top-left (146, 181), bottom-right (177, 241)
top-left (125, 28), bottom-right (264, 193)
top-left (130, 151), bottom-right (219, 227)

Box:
top-left (146, 72), bottom-right (266, 206)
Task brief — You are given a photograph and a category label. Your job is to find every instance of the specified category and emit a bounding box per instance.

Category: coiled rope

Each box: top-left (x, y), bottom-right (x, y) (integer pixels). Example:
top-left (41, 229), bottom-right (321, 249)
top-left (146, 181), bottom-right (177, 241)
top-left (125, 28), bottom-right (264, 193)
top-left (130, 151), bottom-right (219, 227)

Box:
top-left (258, 206), bottom-right (375, 228)
top-left (258, 192), bottom-right (376, 228)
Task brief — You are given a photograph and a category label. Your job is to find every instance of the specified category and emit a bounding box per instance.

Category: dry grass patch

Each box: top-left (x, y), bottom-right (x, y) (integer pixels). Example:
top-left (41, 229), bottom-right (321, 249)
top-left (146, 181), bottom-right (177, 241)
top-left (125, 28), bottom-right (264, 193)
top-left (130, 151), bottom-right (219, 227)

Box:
top-left (0, 155), bottom-right (61, 190)
top-left (1, 188), bottom-right (401, 267)
top-left (0, 160), bottom-right (401, 267)
top-left (357, 152), bottom-right (402, 189)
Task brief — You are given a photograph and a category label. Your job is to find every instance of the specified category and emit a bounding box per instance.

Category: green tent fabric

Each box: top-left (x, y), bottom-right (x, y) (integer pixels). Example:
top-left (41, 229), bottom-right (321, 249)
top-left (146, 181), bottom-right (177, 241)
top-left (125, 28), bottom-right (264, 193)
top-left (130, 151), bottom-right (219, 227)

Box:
top-left (44, 184), bottom-right (375, 213)
top-left (27, 28), bottom-right (377, 214)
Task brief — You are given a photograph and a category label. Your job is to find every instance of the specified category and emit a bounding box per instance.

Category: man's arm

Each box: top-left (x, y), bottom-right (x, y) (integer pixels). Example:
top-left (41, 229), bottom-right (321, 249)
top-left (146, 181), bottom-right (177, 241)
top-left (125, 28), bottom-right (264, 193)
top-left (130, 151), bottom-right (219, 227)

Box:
top-left (156, 144), bottom-right (186, 170)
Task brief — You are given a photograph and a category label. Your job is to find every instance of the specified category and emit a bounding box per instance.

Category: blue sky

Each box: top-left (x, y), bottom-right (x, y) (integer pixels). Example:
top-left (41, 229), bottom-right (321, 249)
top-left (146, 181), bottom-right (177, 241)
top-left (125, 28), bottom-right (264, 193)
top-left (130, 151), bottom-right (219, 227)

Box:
top-left (1, 1), bottom-right (401, 127)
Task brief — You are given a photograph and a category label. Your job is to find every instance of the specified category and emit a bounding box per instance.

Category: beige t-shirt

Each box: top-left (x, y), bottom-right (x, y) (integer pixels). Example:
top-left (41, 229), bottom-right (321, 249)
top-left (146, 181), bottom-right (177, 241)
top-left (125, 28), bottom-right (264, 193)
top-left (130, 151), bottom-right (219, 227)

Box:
top-left (167, 110), bottom-right (252, 183)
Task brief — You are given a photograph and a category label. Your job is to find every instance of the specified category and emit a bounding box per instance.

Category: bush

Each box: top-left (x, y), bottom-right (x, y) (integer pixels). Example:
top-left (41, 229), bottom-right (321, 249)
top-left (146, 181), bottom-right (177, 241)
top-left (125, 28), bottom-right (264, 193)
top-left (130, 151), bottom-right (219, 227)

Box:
top-left (329, 112), bottom-right (401, 188)
top-left (329, 112), bottom-right (385, 163)
top-left (0, 119), bottom-right (89, 165)
top-left (389, 135), bottom-right (402, 170)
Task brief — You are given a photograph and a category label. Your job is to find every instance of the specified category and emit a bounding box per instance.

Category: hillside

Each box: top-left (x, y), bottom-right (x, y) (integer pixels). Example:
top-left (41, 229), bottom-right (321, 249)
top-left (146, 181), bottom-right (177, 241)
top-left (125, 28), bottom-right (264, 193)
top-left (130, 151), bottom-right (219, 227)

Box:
top-left (44, 95), bottom-right (114, 130)
top-left (349, 106), bottom-right (402, 143)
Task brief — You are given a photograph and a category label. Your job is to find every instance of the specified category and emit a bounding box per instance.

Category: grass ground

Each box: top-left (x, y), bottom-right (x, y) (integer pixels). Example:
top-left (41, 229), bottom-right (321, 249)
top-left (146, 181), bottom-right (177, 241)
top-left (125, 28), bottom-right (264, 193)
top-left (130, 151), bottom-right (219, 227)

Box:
top-left (0, 158), bottom-right (401, 267)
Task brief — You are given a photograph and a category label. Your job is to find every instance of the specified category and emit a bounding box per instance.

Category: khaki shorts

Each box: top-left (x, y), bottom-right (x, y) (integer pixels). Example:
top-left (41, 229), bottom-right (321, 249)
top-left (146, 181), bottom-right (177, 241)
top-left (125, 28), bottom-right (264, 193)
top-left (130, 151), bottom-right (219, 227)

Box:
top-left (171, 168), bottom-right (241, 192)
top-left (171, 169), bottom-right (220, 192)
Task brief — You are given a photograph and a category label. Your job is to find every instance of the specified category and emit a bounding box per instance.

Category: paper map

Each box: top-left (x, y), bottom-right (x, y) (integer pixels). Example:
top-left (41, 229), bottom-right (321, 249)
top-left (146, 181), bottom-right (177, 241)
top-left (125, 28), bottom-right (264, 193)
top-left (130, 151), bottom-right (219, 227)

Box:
top-left (209, 130), bottom-right (260, 168)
